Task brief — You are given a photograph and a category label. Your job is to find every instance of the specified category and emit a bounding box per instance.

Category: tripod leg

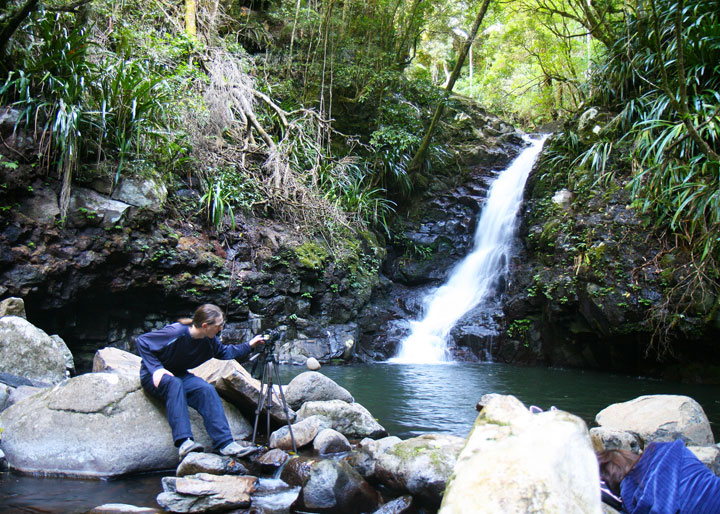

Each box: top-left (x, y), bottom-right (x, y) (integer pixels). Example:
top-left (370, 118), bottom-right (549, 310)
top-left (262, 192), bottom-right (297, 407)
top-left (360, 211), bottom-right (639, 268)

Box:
top-left (270, 360), bottom-right (297, 453)
top-left (264, 362), bottom-right (273, 442)
top-left (252, 362), bottom-right (271, 445)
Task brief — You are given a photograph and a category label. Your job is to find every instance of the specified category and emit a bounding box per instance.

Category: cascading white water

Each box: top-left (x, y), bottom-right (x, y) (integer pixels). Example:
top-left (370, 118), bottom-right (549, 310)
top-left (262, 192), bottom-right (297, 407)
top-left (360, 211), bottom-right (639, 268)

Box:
top-left (390, 135), bottom-right (548, 364)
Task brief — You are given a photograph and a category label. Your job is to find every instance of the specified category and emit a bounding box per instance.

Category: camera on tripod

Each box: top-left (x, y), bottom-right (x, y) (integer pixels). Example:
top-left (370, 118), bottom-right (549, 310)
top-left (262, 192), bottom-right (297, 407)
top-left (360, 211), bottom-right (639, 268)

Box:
top-left (262, 328), bottom-right (281, 347)
top-left (248, 327), bottom-right (297, 452)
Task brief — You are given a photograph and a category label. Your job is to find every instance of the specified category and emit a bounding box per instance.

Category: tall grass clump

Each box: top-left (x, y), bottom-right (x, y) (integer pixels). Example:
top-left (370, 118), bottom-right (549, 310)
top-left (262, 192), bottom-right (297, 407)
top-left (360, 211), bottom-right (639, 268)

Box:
top-left (0, 9), bottom-right (173, 221)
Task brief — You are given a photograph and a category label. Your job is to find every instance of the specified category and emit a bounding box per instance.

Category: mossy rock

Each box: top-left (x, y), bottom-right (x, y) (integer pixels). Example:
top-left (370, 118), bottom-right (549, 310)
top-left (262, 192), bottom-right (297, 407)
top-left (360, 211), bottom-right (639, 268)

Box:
top-left (294, 241), bottom-right (329, 270)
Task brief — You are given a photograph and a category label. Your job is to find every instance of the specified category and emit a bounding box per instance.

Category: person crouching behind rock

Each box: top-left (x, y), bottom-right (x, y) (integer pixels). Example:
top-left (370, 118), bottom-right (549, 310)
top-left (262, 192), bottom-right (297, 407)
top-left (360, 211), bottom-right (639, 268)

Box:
top-left (598, 441), bottom-right (720, 514)
top-left (137, 303), bottom-right (265, 461)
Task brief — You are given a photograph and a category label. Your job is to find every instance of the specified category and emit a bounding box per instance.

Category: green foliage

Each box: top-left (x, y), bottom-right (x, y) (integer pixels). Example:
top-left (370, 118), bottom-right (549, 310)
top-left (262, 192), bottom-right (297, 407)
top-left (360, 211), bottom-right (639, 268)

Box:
top-left (1, 9), bottom-right (175, 214)
top-left (198, 164), bottom-right (272, 230)
top-left (0, 10), bottom-right (94, 212)
top-left (294, 241), bottom-right (329, 270)
top-left (95, 58), bottom-right (171, 185)
top-left (409, 1), bottom-right (598, 126)
top-left (589, 0), bottom-right (720, 270)
top-left (507, 318), bottom-right (532, 346)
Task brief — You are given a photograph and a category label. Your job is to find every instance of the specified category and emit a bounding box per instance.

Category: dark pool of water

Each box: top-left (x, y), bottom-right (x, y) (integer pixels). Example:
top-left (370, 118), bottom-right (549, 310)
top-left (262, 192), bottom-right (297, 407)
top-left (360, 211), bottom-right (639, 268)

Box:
top-left (279, 362), bottom-right (720, 439)
top-left (0, 472), bottom-right (165, 513)
top-left (3, 362), bottom-right (720, 512)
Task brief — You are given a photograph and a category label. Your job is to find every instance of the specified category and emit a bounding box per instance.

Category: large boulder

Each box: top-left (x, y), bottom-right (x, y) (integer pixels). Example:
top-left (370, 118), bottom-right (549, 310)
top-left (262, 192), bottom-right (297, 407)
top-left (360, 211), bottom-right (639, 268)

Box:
top-left (284, 371), bottom-right (354, 410)
top-left (296, 400), bottom-right (387, 439)
top-left (371, 434), bottom-right (465, 505)
top-left (439, 394), bottom-right (603, 514)
top-left (0, 316), bottom-right (71, 384)
top-left (0, 372), bottom-right (252, 477)
top-left (595, 395), bottom-right (714, 447)
top-left (192, 359), bottom-right (296, 426)
top-left (590, 426), bottom-right (643, 453)
top-left (281, 457), bottom-right (380, 514)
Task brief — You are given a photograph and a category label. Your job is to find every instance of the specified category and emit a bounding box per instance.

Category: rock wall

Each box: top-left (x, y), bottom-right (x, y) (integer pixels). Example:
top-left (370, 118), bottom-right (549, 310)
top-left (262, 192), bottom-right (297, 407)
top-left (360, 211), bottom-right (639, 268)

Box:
top-left (498, 111), bottom-right (720, 383)
top-left (0, 97), bottom-right (525, 370)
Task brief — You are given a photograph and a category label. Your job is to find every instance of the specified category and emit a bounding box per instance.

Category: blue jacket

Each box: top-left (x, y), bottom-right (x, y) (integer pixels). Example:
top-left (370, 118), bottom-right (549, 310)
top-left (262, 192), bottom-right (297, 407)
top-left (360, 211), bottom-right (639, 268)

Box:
top-left (137, 322), bottom-right (252, 381)
top-left (621, 440), bottom-right (720, 514)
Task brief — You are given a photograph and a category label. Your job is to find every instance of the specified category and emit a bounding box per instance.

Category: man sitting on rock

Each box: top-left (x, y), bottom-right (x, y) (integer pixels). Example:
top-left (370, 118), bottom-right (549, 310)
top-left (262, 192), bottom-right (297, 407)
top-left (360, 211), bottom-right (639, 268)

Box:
top-left (137, 303), bottom-right (265, 461)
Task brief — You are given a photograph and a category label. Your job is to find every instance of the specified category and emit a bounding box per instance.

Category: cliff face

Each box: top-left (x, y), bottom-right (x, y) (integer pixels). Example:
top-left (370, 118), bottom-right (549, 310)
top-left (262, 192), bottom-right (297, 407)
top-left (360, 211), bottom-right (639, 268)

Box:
top-left (0, 96), bottom-right (522, 371)
top-left (499, 112), bottom-right (720, 384)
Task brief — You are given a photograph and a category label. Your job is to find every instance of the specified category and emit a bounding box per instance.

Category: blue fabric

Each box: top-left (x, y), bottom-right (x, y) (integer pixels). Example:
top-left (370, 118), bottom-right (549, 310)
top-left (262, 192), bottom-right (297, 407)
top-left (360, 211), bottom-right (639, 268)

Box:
top-left (620, 440), bottom-right (720, 514)
top-left (136, 322), bottom-right (251, 381)
top-left (141, 372), bottom-right (233, 449)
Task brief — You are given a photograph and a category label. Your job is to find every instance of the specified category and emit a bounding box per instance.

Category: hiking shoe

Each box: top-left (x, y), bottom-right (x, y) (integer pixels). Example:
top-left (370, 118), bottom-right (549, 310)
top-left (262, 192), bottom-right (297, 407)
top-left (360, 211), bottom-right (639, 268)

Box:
top-left (219, 441), bottom-right (260, 458)
top-left (178, 439), bottom-right (204, 461)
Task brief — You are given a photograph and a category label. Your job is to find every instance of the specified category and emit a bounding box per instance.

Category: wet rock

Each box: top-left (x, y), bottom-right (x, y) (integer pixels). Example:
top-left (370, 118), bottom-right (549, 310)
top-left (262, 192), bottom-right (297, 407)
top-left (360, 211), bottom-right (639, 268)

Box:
top-left (439, 394), bottom-right (602, 513)
top-left (0, 316), bottom-right (70, 384)
top-left (284, 371), bottom-right (354, 410)
top-left (313, 428), bottom-right (351, 455)
top-left (595, 395), bottom-right (713, 446)
top-left (269, 415), bottom-right (330, 450)
top-left (372, 434), bottom-right (465, 505)
top-left (0, 448), bottom-right (7, 472)
top-left (176, 452), bottom-right (248, 477)
top-left (250, 477), bottom-right (301, 513)
top-left (349, 436), bottom-right (403, 478)
top-left (296, 400), bottom-right (387, 439)
top-left (158, 473), bottom-right (257, 513)
top-left (0, 372), bottom-right (251, 477)
top-left (87, 504), bottom-right (160, 514)
top-left (192, 359), bottom-right (296, 427)
top-left (590, 427), bottom-right (643, 454)
top-left (93, 347), bottom-right (143, 376)
top-left (0, 297), bottom-right (26, 318)
top-left (371, 495), bottom-right (414, 514)
top-left (256, 448), bottom-right (290, 472)
top-left (284, 458), bottom-right (380, 514)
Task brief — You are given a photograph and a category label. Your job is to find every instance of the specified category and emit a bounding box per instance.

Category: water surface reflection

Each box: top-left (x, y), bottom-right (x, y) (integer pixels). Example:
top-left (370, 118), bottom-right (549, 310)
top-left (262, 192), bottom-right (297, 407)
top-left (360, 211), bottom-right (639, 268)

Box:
top-left (3, 361), bottom-right (720, 512)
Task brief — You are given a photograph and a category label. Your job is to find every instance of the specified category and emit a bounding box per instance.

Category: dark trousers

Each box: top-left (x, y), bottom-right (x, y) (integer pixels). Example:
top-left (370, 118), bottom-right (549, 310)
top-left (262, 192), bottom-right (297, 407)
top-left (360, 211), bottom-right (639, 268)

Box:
top-left (141, 372), bottom-right (233, 450)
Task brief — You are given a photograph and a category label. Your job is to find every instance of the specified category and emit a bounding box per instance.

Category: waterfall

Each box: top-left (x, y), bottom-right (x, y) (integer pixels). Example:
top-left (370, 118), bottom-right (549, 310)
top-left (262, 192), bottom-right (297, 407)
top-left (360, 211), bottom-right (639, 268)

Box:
top-left (390, 135), bottom-right (548, 364)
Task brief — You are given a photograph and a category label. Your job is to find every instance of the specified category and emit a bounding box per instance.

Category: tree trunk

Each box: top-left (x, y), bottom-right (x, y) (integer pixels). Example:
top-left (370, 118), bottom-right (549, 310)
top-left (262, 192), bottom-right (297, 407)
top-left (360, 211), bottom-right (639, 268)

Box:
top-left (409, 0), bottom-right (492, 173)
top-left (0, 0), bottom-right (40, 61)
top-left (185, 0), bottom-right (197, 37)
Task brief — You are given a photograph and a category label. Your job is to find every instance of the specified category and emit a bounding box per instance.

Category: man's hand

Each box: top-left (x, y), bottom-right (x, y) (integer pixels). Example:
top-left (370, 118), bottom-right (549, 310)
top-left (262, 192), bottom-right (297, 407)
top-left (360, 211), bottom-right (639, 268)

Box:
top-left (153, 368), bottom-right (174, 388)
top-left (249, 334), bottom-right (266, 348)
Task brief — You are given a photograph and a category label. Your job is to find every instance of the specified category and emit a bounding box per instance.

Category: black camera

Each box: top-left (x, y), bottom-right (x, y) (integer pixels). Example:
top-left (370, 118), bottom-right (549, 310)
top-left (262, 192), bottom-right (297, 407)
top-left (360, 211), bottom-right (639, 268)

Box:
top-left (263, 329), bottom-right (281, 345)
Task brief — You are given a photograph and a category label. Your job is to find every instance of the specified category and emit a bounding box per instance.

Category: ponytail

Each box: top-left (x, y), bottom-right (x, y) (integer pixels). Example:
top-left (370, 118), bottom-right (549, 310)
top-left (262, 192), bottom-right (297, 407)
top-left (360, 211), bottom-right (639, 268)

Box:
top-left (178, 304), bottom-right (224, 327)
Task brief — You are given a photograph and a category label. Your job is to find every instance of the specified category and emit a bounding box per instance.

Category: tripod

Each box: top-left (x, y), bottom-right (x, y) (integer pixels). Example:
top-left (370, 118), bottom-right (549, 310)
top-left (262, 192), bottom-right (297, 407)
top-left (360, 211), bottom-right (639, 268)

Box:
top-left (250, 349), bottom-right (297, 453)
